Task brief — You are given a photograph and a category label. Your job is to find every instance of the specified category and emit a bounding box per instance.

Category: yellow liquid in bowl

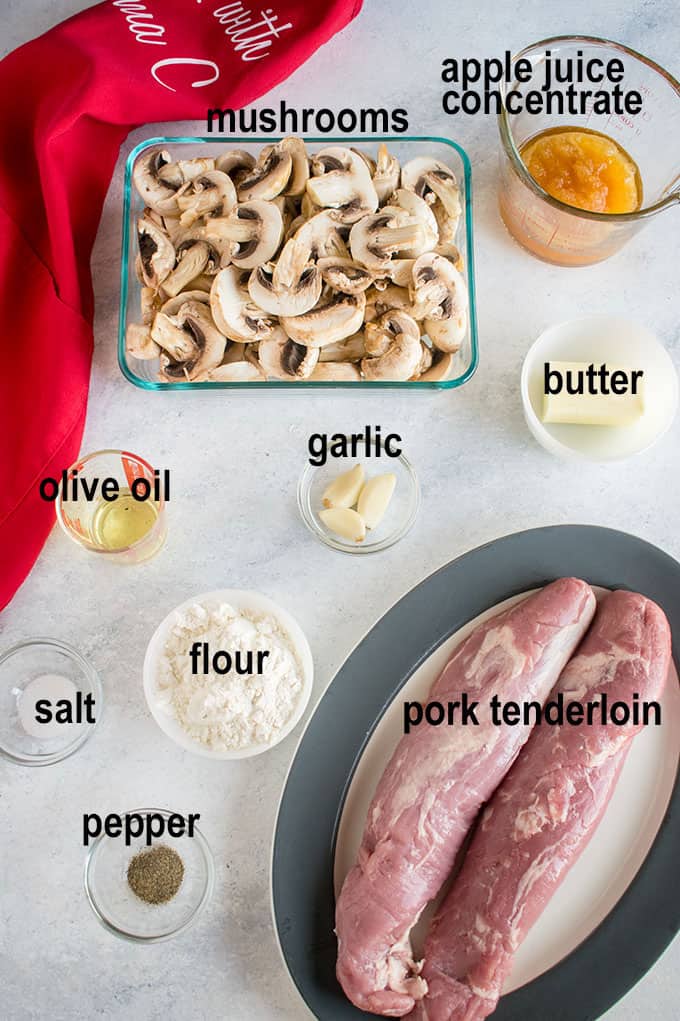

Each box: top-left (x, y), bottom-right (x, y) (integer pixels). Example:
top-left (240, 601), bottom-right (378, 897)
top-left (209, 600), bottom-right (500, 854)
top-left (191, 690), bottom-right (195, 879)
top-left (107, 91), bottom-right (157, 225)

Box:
top-left (91, 490), bottom-right (159, 550)
top-left (520, 127), bottom-right (642, 214)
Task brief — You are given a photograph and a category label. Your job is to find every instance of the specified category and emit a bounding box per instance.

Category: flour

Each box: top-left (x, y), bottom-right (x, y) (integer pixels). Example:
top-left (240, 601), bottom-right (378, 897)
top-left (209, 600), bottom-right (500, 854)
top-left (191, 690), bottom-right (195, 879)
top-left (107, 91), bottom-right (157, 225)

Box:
top-left (154, 602), bottom-right (304, 751)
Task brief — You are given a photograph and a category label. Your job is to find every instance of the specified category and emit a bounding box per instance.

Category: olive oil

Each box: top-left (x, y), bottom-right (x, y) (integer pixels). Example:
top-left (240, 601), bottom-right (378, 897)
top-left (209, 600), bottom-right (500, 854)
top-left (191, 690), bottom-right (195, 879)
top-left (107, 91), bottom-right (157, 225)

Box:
top-left (91, 490), bottom-right (159, 550)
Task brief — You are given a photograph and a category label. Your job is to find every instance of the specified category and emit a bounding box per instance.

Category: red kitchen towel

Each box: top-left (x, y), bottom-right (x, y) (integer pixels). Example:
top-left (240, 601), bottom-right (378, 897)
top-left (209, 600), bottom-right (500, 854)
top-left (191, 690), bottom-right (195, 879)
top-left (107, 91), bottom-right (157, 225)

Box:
top-left (0, 0), bottom-right (362, 610)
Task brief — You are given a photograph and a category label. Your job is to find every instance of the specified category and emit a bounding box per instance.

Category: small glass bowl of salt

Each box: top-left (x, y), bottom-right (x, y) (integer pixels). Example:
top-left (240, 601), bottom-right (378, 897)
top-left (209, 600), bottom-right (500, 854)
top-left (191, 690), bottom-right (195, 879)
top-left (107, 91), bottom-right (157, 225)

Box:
top-left (0, 638), bottom-right (102, 765)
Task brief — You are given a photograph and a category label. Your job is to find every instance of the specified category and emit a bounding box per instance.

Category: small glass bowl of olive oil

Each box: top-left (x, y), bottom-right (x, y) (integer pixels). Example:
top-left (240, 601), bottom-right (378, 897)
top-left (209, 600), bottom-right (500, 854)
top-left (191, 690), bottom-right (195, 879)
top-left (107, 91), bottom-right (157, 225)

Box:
top-left (56, 449), bottom-right (167, 563)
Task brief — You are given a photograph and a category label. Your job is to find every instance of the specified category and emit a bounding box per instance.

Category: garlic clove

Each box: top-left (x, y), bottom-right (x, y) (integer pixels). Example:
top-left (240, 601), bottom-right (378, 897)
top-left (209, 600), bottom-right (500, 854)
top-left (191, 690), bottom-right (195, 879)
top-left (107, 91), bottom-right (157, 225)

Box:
top-left (322, 463), bottom-right (365, 509)
top-left (357, 473), bottom-right (397, 529)
top-left (319, 507), bottom-right (366, 543)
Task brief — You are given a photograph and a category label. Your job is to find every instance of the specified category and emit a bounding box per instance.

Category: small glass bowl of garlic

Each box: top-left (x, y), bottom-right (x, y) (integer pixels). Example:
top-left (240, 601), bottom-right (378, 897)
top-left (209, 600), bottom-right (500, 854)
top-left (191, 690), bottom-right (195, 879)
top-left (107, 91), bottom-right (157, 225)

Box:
top-left (297, 438), bottom-right (420, 554)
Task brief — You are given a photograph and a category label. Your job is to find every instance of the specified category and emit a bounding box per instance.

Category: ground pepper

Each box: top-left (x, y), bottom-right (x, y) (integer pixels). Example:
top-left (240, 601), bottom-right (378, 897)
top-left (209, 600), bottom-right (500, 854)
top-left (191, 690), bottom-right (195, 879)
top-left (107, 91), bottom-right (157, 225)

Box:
top-left (127, 845), bottom-right (184, 905)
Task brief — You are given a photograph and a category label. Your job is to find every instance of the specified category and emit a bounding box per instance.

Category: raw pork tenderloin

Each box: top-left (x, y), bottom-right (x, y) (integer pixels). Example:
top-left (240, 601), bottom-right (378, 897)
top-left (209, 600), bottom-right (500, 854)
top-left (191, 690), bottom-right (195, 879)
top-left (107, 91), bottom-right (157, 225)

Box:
top-left (335, 578), bottom-right (596, 1016)
top-left (413, 589), bottom-right (671, 1021)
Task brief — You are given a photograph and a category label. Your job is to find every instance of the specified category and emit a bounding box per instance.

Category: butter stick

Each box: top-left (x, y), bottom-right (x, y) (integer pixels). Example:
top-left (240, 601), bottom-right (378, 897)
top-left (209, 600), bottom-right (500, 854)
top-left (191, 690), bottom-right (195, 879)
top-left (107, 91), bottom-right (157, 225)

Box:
top-left (542, 361), bottom-right (645, 427)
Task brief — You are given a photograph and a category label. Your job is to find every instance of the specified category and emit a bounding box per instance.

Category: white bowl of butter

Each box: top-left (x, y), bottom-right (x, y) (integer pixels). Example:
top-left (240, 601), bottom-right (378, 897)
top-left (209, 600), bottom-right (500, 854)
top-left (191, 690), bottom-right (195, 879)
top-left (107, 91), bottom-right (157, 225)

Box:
top-left (521, 316), bottom-right (678, 461)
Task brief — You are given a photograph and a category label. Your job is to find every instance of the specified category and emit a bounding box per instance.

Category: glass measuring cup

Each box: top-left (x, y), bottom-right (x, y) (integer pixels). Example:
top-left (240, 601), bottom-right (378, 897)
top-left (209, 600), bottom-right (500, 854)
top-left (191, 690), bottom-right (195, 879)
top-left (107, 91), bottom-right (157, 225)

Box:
top-left (498, 36), bottom-right (680, 265)
top-left (56, 449), bottom-right (167, 563)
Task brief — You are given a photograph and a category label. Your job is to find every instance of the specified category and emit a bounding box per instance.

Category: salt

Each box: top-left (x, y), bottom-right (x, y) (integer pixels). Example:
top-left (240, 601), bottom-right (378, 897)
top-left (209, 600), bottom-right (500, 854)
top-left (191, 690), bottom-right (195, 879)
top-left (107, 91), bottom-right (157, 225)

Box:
top-left (18, 674), bottom-right (78, 739)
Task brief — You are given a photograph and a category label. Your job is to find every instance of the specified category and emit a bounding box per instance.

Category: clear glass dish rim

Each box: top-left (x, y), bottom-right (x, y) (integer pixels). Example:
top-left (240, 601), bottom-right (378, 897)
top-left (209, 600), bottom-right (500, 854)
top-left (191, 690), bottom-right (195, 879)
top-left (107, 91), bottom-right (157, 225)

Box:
top-left (83, 807), bottom-right (215, 943)
top-left (0, 638), bottom-right (103, 766)
top-left (498, 34), bottom-right (680, 223)
top-left (119, 134), bottom-right (478, 391)
top-left (297, 444), bottom-right (421, 555)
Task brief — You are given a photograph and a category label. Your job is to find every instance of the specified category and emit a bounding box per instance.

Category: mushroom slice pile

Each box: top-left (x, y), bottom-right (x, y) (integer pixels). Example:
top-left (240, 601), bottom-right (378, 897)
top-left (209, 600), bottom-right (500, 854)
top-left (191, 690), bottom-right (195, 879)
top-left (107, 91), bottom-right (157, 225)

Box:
top-left (129, 141), bottom-right (468, 383)
top-left (307, 147), bottom-right (379, 223)
top-left (361, 310), bottom-right (422, 381)
top-left (410, 253), bottom-right (468, 353)
top-left (151, 300), bottom-right (226, 381)
top-left (248, 237), bottom-right (322, 316)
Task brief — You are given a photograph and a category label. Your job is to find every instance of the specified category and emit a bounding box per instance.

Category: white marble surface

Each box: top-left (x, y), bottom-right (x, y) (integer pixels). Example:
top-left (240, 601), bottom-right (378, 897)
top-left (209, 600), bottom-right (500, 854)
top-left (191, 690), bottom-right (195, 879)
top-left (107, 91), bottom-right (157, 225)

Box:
top-left (1, 1), bottom-right (679, 1019)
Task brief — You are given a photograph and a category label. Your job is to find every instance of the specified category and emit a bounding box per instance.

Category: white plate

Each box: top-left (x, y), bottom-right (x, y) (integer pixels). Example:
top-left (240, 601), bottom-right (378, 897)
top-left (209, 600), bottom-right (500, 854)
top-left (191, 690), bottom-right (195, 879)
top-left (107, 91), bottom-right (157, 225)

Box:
top-left (333, 588), bottom-right (680, 992)
top-left (143, 589), bottom-right (313, 759)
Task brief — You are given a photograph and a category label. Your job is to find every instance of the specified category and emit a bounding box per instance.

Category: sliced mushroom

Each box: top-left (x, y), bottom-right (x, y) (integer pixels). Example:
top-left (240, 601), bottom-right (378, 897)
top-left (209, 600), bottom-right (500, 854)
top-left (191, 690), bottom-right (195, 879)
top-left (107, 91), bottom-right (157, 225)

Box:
top-left (126, 323), bottom-right (160, 360)
top-left (364, 320), bottom-right (391, 357)
top-left (372, 144), bottom-right (401, 205)
top-left (411, 342), bottom-right (433, 379)
top-left (317, 257), bottom-right (373, 294)
top-left (211, 266), bottom-right (276, 343)
top-left (301, 192), bottom-right (321, 221)
top-left (221, 341), bottom-right (246, 364)
top-left (248, 237), bottom-right (321, 316)
top-left (272, 196), bottom-right (295, 239)
top-left (352, 148), bottom-right (376, 175)
top-left (294, 211), bottom-right (347, 259)
top-left (371, 284), bottom-right (416, 318)
top-left (387, 190), bottom-right (439, 255)
top-left (281, 137), bottom-right (310, 197)
top-left (161, 289), bottom-right (210, 316)
top-left (349, 209), bottom-right (424, 276)
top-left (306, 147), bottom-right (379, 223)
top-left (207, 200), bottom-right (283, 270)
top-left (158, 157), bottom-right (215, 188)
top-left (420, 349), bottom-right (454, 381)
top-left (410, 253), bottom-right (468, 352)
top-left (133, 149), bottom-right (181, 215)
top-left (161, 240), bottom-right (211, 298)
top-left (258, 328), bottom-right (319, 380)
top-left (361, 311), bottom-right (422, 381)
top-left (365, 309), bottom-right (422, 357)
top-left (216, 149), bottom-right (256, 185)
top-left (309, 362), bottom-right (361, 381)
top-left (194, 360), bottom-right (264, 382)
top-left (281, 292), bottom-right (366, 348)
top-left (175, 170), bottom-right (238, 227)
top-left (140, 286), bottom-right (162, 324)
top-left (185, 273), bottom-right (215, 293)
top-left (237, 145), bottom-right (292, 201)
top-left (137, 217), bottom-right (176, 288)
top-left (384, 259), bottom-right (417, 288)
top-left (318, 332), bottom-right (366, 363)
top-left (401, 157), bottom-right (461, 248)
top-left (152, 300), bottom-right (226, 381)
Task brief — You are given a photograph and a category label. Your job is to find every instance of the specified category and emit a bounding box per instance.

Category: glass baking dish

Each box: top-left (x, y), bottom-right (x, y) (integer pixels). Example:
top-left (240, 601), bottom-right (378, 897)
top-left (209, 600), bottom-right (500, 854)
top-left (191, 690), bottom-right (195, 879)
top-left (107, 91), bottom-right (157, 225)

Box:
top-left (119, 136), bottom-right (478, 391)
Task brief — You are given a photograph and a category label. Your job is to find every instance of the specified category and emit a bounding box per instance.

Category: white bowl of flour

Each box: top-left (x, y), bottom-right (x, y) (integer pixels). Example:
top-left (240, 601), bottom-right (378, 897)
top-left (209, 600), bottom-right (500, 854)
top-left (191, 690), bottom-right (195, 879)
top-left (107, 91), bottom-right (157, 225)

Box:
top-left (143, 590), bottom-right (314, 759)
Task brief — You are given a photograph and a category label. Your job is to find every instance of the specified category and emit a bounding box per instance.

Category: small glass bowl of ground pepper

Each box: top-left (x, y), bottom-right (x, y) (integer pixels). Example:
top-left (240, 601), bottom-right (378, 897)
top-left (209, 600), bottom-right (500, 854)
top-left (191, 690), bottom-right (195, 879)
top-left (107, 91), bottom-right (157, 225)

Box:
top-left (84, 808), bottom-right (214, 942)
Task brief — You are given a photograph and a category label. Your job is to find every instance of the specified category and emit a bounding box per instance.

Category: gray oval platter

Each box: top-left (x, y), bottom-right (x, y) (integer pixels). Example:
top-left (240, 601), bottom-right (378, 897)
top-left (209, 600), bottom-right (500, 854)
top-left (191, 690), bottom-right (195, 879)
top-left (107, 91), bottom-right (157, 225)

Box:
top-left (272, 525), bottom-right (680, 1021)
